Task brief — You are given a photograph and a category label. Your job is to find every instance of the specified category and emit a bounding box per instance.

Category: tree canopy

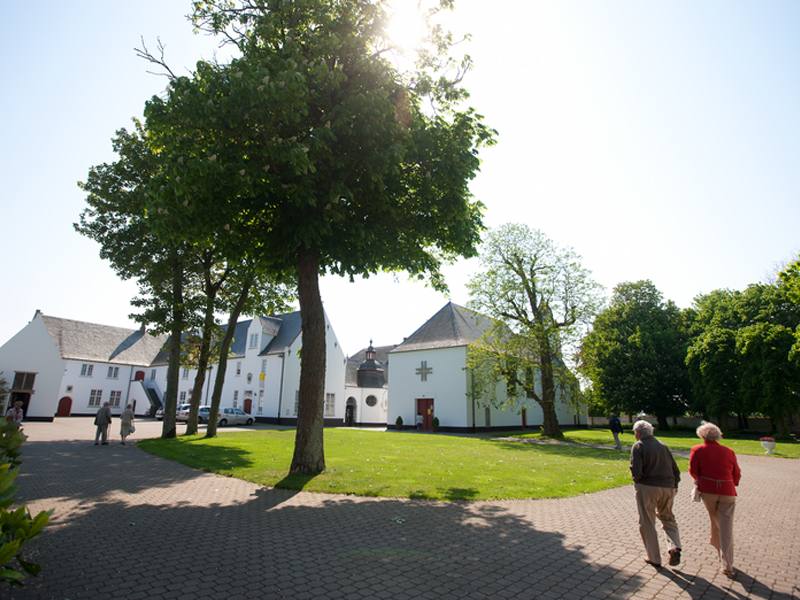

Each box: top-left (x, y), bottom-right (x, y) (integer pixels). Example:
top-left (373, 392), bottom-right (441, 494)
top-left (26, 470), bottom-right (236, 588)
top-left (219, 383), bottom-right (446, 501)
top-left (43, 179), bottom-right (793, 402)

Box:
top-left (687, 282), bottom-right (800, 432)
top-left (581, 280), bottom-right (690, 429)
top-left (466, 224), bottom-right (604, 437)
top-left (140, 0), bottom-right (495, 472)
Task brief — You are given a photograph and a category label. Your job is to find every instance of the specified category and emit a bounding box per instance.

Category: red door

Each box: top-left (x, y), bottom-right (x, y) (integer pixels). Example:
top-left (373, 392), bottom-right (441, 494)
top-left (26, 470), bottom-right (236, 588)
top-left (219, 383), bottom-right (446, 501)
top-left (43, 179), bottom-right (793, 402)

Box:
top-left (56, 397), bottom-right (72, 417)
top-left (416, 398), bottom-right (434, 430)
top-left (244, 398), bottom-right (252, 414)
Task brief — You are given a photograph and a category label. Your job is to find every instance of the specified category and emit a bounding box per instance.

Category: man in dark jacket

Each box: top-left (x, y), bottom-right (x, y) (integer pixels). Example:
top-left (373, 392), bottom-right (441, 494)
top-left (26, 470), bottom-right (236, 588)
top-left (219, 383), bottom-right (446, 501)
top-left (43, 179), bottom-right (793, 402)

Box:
top-left (630, 420), bottom-right (682, 567)
top-left (609, 413), bottom-right (623, 450)
top-left (94, 402), bottom-right (113, 446)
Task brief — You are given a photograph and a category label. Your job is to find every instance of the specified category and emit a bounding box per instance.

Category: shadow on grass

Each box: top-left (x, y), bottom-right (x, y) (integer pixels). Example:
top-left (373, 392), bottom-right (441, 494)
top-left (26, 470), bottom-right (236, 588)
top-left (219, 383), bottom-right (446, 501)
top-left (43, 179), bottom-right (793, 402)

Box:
top-left (409, 487), bottom-right (480, 501)
top-left (276, 471), bottom-right (320, 491)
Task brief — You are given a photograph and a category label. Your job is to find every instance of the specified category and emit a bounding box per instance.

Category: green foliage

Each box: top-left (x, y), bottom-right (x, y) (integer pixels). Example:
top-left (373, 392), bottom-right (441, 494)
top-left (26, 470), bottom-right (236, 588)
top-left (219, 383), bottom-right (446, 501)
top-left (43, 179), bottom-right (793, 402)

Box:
top-left (0, 421), bottom-right (51, 588)
top-left (142, 0), bottom-right (494, 472)
top-left (581, 280), bottom-right (690, 426)
top-left (686, 283), bottom-right (800, 430)
top-left (466, 224), bottom-right (604, 436)
top-left (779, 257), bottom-right (800, 359)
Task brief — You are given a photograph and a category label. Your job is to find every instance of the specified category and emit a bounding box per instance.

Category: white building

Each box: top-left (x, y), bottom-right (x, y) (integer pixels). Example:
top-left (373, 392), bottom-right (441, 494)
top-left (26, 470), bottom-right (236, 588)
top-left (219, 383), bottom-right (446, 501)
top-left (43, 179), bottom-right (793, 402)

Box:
top-left (0, 311), bottom-right (167, 419)
top-left (0, 310), bottom-right (347, 424)
top-left (148, 312), bottom-right (347, 425)
top-left (387, 302), bottom-right (585, 432)
top-left (343, 342), bottom-right (395, 427)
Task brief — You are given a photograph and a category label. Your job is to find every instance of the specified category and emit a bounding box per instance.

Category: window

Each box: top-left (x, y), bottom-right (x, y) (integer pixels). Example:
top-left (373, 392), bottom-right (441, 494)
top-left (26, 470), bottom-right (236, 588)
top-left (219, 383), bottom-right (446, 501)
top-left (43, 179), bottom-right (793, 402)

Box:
top-left (109, 390), bottom-right (122, 407)
top-left (181, 368), bottom-right (189, 379)
top-left (365, 395), bottom-right (377, 407)
top-left (107, 366), bottom-right (119, 379)
top-left (150, 369), bottom-right (156, 381)
top-left (233, 390), bottom-right (239, 408)
top-left (293, 390), bottom-right (300, 416)
top-left (324, 393), bottom-right (336, 417)
top-left (80, 364), bottom-right (94, 377)
top-left (179, 391), bottom-right (187, 402)
top-left (236, 362), bottom-right (242, 376)
top-left (89, 389), bottom-right (102, 407)
top-left (261, 359), bottom-right (267, 373)
top-left (258, 390), bottom-right (264, 414)
top-left (249, 333), bottom-right (259, 349)
top-left (12, 372), bottom-right (35, 390)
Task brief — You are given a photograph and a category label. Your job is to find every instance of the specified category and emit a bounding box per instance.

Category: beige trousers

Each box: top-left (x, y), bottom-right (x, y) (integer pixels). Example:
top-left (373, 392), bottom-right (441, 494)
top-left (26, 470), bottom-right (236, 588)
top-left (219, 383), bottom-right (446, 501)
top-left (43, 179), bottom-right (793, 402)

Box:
top-left (635, 483), bottom-right (682, 564)
top-left (700, 493), bottom-right (736, 571)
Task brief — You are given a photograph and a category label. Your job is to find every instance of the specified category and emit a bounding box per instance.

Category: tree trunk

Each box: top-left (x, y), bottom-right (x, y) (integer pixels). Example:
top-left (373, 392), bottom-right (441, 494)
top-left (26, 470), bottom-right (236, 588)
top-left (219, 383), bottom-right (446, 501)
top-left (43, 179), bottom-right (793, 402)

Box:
top-left (656, 414), bottom-right (670, 431)
top-left (185, 300), bottom-right (215, 435)
top-left (205, 279), bottom-right (252, 438)
top-left (162, 252), bottom-right (184, 439)
top-left (538, 351), bottom-right (562, 438)
top-left (290, 248), bottom-right (326, 474)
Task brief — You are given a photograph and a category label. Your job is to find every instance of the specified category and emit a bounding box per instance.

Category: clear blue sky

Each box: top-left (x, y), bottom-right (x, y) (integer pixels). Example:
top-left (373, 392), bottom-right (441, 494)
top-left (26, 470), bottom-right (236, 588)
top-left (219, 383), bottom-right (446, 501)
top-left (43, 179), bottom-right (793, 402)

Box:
top-left (2, 1), bottom-right (799, 357)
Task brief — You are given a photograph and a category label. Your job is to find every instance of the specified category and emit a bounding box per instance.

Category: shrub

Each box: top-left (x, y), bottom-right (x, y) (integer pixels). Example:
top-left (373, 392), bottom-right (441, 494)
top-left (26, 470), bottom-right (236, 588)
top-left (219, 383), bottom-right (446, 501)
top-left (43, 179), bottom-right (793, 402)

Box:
top-left (0, 421), bottom-right (51, 588)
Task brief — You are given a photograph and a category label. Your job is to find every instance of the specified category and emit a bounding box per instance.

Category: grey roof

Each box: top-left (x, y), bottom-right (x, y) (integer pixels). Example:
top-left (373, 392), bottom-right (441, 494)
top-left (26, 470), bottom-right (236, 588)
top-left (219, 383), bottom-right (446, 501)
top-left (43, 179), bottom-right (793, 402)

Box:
top-left (389, 302), bottom-right (495, 354)
top-left (151, 312), bottom-right (303, 365)
top-left (41, 315), bottom-right (168, 366)
top-left (345, 344), bottom-right (396, 387)
top-left (262, 311), bottom-right (302, 356)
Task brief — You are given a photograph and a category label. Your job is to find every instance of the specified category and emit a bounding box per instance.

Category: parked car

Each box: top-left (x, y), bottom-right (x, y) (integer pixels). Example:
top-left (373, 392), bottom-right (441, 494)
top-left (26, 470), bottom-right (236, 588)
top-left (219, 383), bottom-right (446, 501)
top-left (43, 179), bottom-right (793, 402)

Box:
top-left (217, 407), bottom-right (254, 427)
top-left (155, 407), bottom-right (164, 420)
top-left (175, 404), bottom-right (193, 422)
top-left (198, 406), bottom-right (211, 423)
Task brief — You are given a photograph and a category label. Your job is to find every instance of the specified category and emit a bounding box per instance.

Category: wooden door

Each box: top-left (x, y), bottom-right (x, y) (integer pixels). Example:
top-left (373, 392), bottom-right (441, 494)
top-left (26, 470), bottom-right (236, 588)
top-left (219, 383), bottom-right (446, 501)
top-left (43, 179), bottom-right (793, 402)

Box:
top-left (416, 398), bottom-right (434, 430)
top-left (56, 397), bottom-right (73, 417)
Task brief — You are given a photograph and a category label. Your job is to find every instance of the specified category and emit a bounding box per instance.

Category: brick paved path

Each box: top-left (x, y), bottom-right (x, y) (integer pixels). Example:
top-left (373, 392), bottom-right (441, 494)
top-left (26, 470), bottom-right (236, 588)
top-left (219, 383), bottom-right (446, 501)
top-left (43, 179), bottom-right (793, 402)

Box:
top-left (4, 418), bottom-right (799, 600)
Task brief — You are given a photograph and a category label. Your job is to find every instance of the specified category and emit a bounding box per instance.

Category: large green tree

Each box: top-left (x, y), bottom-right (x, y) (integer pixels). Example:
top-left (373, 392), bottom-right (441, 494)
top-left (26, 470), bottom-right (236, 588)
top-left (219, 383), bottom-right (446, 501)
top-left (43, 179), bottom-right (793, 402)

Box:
top-left (466, 224), bottom-right (604, 437)
top-left (686, 282), bottom-right (800, 433)
top-left (145, 0), bottom-right (495, 472)
top-left (581, 280), bottom-right (690, 429)
top-left (685, 289), bottom-right (743, 426)
top-left (76, 123), bottom-right (199, 439)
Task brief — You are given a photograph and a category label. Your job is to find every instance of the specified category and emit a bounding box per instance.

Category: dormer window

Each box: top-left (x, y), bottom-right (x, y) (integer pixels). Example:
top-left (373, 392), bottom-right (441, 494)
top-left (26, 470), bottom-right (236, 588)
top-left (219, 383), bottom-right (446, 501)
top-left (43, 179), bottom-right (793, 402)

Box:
top-left (249, 333), bottom-right (259, 349)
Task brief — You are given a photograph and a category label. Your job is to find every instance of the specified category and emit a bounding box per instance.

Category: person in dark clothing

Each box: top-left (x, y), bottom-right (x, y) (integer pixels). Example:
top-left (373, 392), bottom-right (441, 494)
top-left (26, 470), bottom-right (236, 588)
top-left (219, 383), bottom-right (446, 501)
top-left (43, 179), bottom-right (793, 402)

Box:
top-left (609, 413), bottom-right (623, 450)
top-left (630, 420), bottom-right (682, 567)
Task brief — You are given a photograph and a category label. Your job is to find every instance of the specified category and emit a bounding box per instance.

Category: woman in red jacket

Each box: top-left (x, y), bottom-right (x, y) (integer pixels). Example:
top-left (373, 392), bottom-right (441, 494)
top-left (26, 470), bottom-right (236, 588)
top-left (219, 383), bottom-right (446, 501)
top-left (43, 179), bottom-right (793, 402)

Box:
top-left (689, 422), bottom-right (741, 578)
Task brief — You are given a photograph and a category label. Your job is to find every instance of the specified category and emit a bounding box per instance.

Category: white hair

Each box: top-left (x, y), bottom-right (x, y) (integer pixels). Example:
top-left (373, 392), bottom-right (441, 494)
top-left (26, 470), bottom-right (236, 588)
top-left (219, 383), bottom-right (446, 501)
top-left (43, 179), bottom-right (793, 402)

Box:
top-left (696, 421), bottom-right (722, 442)
top-left (633, 420), bottom-right (654, 437)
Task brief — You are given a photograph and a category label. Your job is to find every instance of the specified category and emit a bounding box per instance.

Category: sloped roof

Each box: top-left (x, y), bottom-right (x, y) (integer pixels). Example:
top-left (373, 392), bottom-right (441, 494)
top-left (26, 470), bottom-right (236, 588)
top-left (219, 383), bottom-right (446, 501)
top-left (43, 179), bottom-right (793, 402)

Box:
top-left (262, 311), bottom-right (302, 356)
top-left (345, 344), bottom-right (396, 387)
top-left (41, 315), bottom-right (168, 366)
top-left (390, 302), bottom-right (494, 354)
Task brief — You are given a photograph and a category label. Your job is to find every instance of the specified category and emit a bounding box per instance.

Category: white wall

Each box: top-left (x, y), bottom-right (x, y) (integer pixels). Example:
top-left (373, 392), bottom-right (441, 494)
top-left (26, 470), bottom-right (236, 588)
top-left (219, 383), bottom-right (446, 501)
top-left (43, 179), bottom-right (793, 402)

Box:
top-left (388, 346), bottom-right (470, 428)
top-left (0, 315), bottom-right (64, 419)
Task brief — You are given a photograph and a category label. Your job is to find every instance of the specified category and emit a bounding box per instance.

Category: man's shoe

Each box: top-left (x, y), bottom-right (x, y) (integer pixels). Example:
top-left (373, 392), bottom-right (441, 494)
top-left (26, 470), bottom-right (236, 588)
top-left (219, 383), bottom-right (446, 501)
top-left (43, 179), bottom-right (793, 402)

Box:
top-left (644, 558), bottom-right (661, 567)
top-left (669, 548), bottom-right (681, 566)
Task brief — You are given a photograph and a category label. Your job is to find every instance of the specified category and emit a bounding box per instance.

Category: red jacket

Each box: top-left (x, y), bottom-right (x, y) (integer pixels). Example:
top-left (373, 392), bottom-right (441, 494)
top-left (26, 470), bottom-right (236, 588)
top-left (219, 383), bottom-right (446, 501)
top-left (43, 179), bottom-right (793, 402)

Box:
top-left (689, 441), bottom-right (741, 496)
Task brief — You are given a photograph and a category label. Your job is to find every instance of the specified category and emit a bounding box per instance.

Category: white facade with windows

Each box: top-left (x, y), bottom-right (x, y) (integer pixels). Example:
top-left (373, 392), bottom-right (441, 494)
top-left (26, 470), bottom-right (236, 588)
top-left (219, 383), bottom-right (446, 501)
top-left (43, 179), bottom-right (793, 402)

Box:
top-left (0, 311), bottom-right (167, 419)
top-left (388, 303), bottom-right (584, 432)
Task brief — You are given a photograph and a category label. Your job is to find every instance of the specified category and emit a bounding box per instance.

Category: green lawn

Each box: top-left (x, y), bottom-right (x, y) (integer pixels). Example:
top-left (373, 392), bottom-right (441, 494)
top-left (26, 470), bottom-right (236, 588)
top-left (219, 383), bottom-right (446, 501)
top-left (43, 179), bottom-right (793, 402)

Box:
top-left (139, 429), bottom-right (652, 501)
top-left (506, 429), bottom-right (800, 458)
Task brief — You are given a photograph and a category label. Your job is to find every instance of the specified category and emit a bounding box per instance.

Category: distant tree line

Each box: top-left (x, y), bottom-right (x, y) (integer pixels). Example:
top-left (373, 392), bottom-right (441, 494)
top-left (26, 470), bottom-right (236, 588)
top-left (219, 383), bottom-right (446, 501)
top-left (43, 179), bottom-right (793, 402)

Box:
top-left (580, 262), bottom-right (800, 435)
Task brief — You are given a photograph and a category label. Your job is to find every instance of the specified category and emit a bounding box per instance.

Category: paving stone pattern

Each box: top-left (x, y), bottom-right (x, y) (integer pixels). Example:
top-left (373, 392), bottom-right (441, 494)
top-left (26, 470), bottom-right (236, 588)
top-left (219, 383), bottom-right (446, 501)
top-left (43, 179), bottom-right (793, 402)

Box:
top-left (4, 418), bottom-right (799, 600)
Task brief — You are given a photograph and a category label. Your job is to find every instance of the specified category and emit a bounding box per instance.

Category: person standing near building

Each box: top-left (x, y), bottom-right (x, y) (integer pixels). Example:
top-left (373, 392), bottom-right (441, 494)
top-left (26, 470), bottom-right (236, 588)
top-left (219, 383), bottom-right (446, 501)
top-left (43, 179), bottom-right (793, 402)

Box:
top-left (630, 420), bottom-right (682, 567)
top-left (5, 400), bottom-right (24, 427)
top-left (94, 402), bottom-right (112, 445)
top-left (690, 422), bottom-right (741, 578)
top-left (609, 413), bottom-right (623, 450)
